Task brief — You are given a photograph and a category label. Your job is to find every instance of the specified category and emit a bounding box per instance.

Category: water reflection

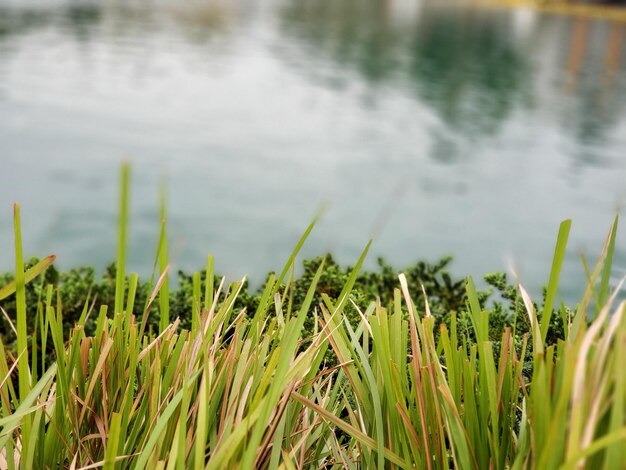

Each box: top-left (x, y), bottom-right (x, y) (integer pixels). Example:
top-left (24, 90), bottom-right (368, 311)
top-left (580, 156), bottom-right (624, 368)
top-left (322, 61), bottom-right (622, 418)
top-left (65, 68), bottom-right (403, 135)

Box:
top-left (63, 4), bottom-right (100, 40)
top-left (0, 2), bottom-right (240, 45)
top-left (279, 1), bottom-right (530, 140)
top-left (279, 1), bottom-right (626, 167)
top-left (0, 4), bottom-right (101, 40)
top-left (553, 17), bottom-right (626, 169)
top-left (278, 0), bottom-right (401, 84)
top-left (0, 0), bottom-right (624, 171)
top-left (413, 7), bottom-right (531, 137)
top-left (0, 7), bottom-right (49, 39)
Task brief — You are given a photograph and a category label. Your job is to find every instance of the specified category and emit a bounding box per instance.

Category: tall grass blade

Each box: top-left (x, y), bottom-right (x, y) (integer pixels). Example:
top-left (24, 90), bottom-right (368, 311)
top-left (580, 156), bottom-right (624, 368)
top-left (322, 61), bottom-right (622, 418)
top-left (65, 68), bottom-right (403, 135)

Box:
top-left (114, 163), bottom-right (130, 315)
top-left (0, 365), bottom-right (56, 450)
top-left (333, 240), bottom-right (372, 313)
top-left (0, 255), bottom-right (56, 301)
top-left (597, 215), bottom-right (618, 311)
top-left (293, 391), bottom-right (407, 468)
top-left (540, 219), bottom-right (571, 343)
top-left (158, 185), bottom-right (170, 332)
top-left (466, 276), bottom-right (488, 344)
top-left (134, 385), bottom-right (190, 470)
top-left (12, 203), bottom-right (32, 459)
top-left (103, 412), bottom-right (123, 470)
top-left (204, 254), bottom-right (214, 312)
top-left (273, 217), bottom-right (318, 293)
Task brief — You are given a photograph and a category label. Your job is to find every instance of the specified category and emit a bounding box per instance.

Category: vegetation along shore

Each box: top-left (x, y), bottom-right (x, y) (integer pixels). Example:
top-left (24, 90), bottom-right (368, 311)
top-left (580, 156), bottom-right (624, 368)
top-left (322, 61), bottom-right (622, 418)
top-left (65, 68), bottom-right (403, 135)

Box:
top-left (0, 166), bottom-right (624, 468)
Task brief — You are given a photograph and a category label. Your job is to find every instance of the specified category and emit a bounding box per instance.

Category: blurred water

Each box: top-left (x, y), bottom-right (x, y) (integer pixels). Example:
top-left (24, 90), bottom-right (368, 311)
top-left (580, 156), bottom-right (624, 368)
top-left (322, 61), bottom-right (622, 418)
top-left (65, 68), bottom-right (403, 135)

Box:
top-left (1, 0), bottom-right (625, 301)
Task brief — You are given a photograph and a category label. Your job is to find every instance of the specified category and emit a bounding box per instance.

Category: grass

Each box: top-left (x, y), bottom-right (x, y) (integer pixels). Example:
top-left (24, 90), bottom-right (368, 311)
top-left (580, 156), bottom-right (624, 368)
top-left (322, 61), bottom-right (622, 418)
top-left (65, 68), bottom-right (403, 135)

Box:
top-left (0, 163), bottom-right (625, 469)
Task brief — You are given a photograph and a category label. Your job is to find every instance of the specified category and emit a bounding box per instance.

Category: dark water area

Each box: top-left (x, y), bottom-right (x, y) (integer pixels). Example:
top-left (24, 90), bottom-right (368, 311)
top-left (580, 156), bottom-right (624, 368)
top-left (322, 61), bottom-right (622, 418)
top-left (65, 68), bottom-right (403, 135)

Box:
top-left (1, 0), bottom-right (625, 302)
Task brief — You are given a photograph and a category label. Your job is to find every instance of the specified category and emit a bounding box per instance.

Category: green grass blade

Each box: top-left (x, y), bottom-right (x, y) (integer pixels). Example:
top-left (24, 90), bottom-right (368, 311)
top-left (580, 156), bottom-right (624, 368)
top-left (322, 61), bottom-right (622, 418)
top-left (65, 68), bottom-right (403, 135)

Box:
top-left (12, 204), bottom-right (31, 433)
top-left (344, 318), bottom-right (385, 469)
top-left (605, 307), bottom-right (626, 468)
top-left (192, 272), bottom-right (201, 333)
top-left (273, 218), bottom-right (318, 293)
top-left (0, 365), bottom-right (56, 450)
top-left (114, 163), bottom-right (130, 315)
top-left (560, 428), bottom-right (626, 470)
top-left (134, 374), bottom-right (200, 470)
top-left (241, 258), bottom-right (326, 469)
top-left (333, 240), bottom-right (372, 313)
top-left (194, 372), bottom-right (208, 470)
top-left (540, 219), bottom-right (571, 343)
top-left (291, 392), bottom-right (407, 468)
top-left (438, 385), bottom-right (477, 470)
top-left (204, 254), bottom-right (214, 312)
top-left (0, 255), bottom-right (56, 301)
top-left (158, 186), bottom-right (170, 332)
top-left (597, 215), bottom-right (618, 311)
top-left (104, 412), bottom-right (123, 470)
top-left (466, 276), bottom-right (488, 344)
top-left (126, 272), bottom-right (139, 319)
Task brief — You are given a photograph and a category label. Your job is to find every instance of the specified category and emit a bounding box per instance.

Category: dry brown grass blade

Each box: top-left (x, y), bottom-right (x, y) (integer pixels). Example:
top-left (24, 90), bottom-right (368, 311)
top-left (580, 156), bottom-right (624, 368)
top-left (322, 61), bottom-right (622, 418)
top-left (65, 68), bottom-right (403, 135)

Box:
top-left (519, 283), bottom-right (543, 355)
top-left (0, 349), bottom-right (25, 391)
top-left (0, 307), bottom-right (17, 337)
top-left (136, 320), bottom-right (179, 362)
top-left (399, 273), bottom-right (431, 470)
top-left (79, 338), bottom-right (114, 424)
top-left (291, 392), bottom-right (407, 468)
top-left (256, 380), bottom-right (299, 467)
top-left (140, 265), bottom-right (171, 336)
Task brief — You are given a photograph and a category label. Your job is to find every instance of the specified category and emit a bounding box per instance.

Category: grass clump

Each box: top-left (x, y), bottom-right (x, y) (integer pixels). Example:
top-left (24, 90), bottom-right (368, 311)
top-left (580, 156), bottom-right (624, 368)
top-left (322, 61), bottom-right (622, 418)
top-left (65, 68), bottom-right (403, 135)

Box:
top-left (0, 254), bottom-right (563, 372)
top-left (1, 165), bottom-right (624, 469)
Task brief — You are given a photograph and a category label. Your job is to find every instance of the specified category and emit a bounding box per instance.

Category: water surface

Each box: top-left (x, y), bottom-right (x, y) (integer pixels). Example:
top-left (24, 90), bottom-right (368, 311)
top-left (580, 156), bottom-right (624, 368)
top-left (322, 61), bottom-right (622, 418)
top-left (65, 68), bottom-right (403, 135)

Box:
top-left (1, 0), bottom-right (626, 300)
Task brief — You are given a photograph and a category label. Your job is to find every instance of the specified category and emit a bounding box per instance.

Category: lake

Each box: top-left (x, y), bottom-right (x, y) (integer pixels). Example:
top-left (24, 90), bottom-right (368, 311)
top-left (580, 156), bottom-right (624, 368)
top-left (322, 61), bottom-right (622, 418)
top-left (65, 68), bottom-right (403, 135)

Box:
top-left (1, 0), bottom-right (625, 301)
